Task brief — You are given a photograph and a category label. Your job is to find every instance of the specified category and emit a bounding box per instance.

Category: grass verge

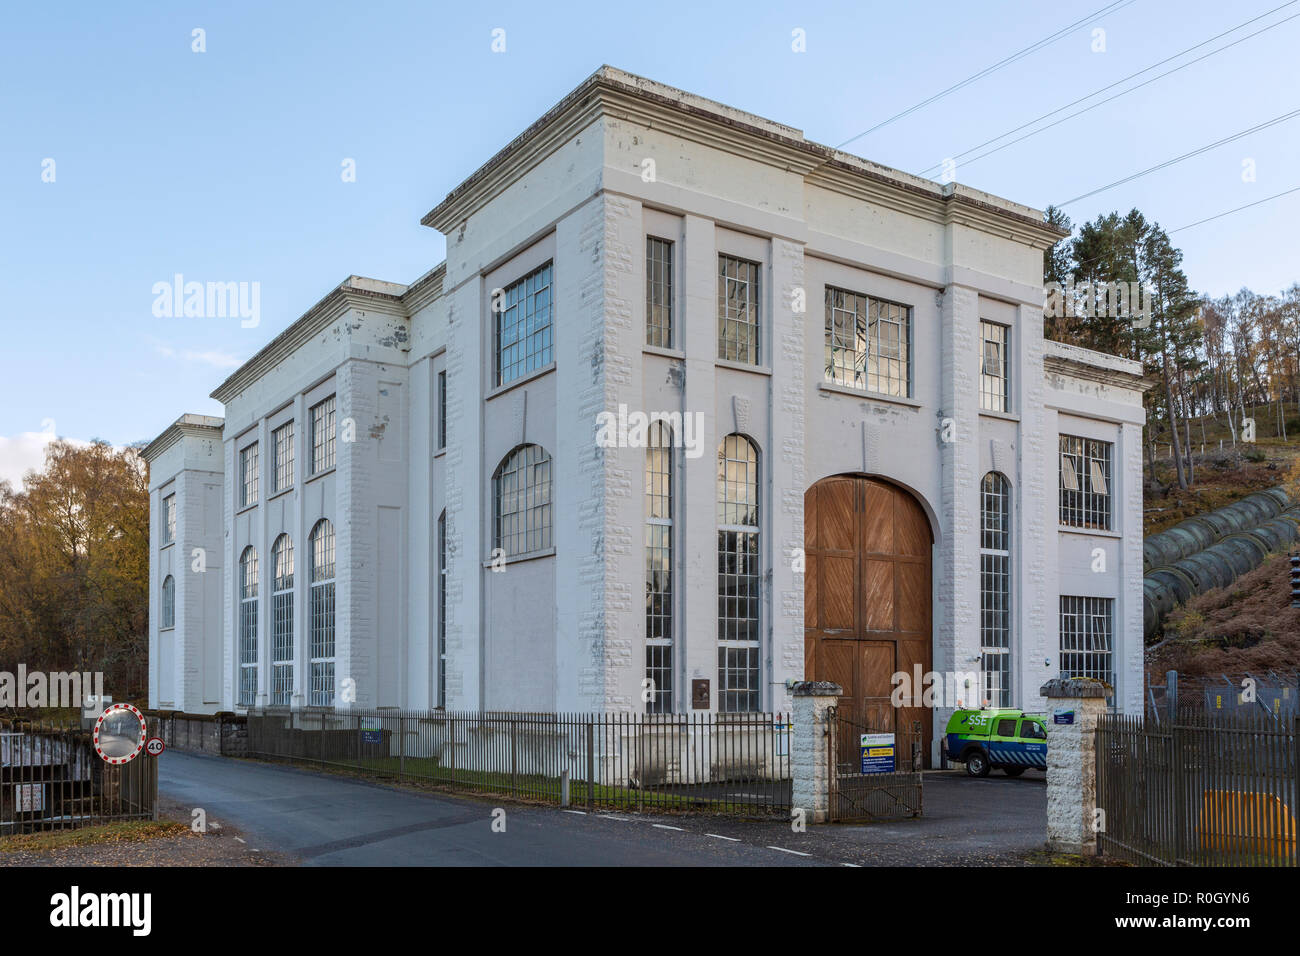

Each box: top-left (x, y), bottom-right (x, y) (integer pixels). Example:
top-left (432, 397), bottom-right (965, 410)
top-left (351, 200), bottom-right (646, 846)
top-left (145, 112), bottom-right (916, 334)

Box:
top-left (0, 820), bottom-right (187, 854)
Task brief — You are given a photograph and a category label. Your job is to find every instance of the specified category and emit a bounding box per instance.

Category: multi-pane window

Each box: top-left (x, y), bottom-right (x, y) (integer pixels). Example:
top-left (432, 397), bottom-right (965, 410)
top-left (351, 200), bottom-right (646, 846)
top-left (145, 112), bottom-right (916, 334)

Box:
top-left (980, 321), bottom-right (1009, 412)
top-left (718, 255), bottom-right (761, 365)
top-left (1059, 596), bottom-right (1113, 686)
top-left (980, 473), bottom-right (1011, 708)
top-left (437, 510), bottom-right (447, 709)
top-left (309, 520), bottom-right (335, 707)
top-left (493, 444), bottom-right (553, 557)
top-left (160, 575), bottom-right (175, 629)
top-left (163, 494), bottom-right (176, 544)
top-left (240, 443), bottom-right (259, 508)
top-left (646, 237), bottom-right (673, 349)
top-left (495, 262), bottom-right (553, 386)
top-left (239, 546), bottom-right (258, 707)
top-left (1059, 435), bottom-right (1112, 530)
top-left (437, 369), bottom-right (447, 450)
top-left (823, 288), bottom-right (912, 397)
top-left (271, 534), bottom-right (294, 706)
top-left (645, 421), bottom-right (673, 714)
top-left (717, 434), bottom-right (760, 712)
top-left (272, 421), bottom-right (295, 492)
top-left (310, 395), bottom-right (337, 474)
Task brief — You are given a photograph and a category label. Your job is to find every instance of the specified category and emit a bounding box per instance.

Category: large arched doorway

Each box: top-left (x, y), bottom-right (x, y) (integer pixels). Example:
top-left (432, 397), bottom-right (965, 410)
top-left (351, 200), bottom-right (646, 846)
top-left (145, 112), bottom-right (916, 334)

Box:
top-left (804, 475), bottom-right (933, 763)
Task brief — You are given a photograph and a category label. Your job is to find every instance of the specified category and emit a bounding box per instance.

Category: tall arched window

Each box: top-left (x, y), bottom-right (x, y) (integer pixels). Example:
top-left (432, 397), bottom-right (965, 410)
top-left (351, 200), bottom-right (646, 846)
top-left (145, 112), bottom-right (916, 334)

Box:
top-left (309, 520), bottom-right (335, 706)
top-left (271, 534), bottom-right (294, 706)
top-left (438, 510), bottom-right (447, 708)
top-left (717, 434), bottom-right (760, 712)
top-left (645, 422), bottom-right (673, 713)
top-left (239, 547), bottom-right (259, 706)
top-left (980, 473), bottom-right (1011, 707)
top-left (160, 575), bottom-right (175, 630)
top-left (493, 444), bottom-right (552, 557)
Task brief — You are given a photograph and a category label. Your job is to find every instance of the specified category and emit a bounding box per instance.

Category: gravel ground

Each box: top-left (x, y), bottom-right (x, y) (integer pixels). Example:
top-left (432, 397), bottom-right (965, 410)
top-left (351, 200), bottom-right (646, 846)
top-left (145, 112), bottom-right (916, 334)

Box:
top-left (0, 796), bottom-right (295, 867)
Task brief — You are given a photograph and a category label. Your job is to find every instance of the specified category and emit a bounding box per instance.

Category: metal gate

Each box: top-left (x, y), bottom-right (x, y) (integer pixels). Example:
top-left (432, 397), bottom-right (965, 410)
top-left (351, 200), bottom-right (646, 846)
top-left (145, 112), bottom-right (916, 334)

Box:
top-left (827, 707), bottom-right (923, 822)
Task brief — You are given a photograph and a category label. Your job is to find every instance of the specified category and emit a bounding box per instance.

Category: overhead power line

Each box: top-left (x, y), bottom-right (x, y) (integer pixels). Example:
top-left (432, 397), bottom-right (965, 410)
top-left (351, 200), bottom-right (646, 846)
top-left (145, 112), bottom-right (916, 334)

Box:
top-left (916, 1), bottom-right (1300, 177)
top-left (1057, 107), bottom-right (1300, 207)
top-left (835, 0), bottom-right (1135, 149)
top-left (1170, 185), bottom-right (1300, 232)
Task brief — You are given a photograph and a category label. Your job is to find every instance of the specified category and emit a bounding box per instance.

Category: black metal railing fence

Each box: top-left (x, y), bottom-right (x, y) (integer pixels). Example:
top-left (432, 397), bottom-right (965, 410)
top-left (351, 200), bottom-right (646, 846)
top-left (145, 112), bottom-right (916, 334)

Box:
top-left (1097, 709), bottom-right (1298, 866)
top-left (0, 719), bottom-right (159, 834)
top-left (246, 707), bottom-right (792, 816)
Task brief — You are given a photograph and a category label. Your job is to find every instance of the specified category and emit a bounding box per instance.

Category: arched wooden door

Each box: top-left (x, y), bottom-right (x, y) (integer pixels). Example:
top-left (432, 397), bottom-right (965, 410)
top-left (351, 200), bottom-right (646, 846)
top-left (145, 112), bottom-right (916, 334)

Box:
top-left (804, 476), bottom-right (933, 764)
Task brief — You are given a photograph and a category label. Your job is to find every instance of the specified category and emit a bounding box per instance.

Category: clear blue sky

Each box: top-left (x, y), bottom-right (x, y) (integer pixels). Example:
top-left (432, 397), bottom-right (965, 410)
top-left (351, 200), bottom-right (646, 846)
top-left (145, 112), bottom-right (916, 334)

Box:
top-left (2, 0), bottom-right (1297, 473)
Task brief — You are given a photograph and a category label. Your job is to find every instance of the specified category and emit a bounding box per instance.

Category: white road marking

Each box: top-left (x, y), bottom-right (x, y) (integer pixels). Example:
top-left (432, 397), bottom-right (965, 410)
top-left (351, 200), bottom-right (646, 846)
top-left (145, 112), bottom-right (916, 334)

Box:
top-left (841, 862), bottom-right (861, 867)
top-left (767, 846), bottom-right (812, 856)
top-left (706, 833), bottom-right (741, 842)
top-left (234, 836), bottom-right (246, 844)
top-left (561, 810), bottom-right (587, 815)
top-left (652, 824), bottom-right (683, 831)
top-left (603, 815), bottom-right (631, 822)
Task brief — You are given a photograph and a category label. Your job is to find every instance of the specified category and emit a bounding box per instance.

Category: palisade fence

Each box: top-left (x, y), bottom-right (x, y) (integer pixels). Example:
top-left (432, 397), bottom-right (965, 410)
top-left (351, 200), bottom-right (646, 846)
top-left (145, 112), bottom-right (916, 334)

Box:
top-left (246, 708), bottom-right (793, 816)
top-left (0, 720), bottom-right (159, 834)
top-left (1146, 671), bottom-right (1300, 724)
top-left (1097, 710), bottom-right (1298, 866)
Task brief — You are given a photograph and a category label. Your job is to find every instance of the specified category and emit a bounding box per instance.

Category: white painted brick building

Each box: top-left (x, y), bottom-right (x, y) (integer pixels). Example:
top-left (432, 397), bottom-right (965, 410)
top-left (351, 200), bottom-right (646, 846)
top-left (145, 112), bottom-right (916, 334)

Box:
top-left (144, 68), bottom-right (1149, 762)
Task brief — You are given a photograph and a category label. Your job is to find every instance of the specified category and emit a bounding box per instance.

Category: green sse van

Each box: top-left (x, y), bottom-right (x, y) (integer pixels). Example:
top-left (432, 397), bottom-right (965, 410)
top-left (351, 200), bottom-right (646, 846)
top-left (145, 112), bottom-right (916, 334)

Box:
top-left (944, 708), bottom-right (1047, 778)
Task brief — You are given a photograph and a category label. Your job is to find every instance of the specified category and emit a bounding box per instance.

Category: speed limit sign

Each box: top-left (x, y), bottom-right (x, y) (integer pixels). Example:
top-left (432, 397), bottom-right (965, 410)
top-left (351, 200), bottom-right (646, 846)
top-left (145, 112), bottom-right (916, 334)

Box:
top-left (145, 737), bottom-right (166, 757)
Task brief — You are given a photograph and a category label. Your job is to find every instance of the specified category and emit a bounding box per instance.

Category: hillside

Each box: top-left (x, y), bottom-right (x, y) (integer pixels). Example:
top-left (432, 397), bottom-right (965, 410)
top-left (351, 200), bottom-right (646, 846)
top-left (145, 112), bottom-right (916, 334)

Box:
top-left (1143, 421), bottom-right (1300, 679)
top-left (1143, 419), bottom-right (1300, 535)
top-left (1149, 552), bottom-right (1300, 679)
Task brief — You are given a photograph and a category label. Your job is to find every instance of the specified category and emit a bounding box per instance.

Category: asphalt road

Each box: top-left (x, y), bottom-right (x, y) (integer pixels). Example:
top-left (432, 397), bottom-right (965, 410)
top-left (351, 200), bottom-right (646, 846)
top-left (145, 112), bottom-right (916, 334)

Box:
top-left (159, 751), bottom-right (1047, 866)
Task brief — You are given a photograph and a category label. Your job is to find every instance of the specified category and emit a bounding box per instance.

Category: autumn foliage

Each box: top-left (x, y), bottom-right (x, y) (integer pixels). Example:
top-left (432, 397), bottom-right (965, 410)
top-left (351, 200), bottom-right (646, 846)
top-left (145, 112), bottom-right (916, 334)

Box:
top-left (0, 440), bottom-right (150, 701)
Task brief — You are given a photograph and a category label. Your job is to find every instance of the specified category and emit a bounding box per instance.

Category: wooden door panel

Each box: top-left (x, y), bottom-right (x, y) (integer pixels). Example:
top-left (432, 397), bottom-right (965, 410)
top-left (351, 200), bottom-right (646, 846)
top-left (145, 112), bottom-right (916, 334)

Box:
top-left (861, 482), bottom-right (895, 553)
top-left (896, 562), bottom-right (929, 634)
top-left (818, 480), bottom-right (857, 553)
top-left (895, 503), bottom-right (932, 557)
top-left (804, 552), bottom-right (818, 628)
top-left (821, 640), bottom-right (857, 700)
top-left (862, 559), bottom-right (894, 631)
top-left (858, 642), bottom-right (896, 729)
top-left (821, 555), bottom-right (856, 631)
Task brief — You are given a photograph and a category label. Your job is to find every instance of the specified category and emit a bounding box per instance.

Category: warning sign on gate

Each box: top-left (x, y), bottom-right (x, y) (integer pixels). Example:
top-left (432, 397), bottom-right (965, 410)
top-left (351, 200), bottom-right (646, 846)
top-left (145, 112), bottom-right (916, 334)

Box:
top-left (860, 733), bottom-right (895, 774)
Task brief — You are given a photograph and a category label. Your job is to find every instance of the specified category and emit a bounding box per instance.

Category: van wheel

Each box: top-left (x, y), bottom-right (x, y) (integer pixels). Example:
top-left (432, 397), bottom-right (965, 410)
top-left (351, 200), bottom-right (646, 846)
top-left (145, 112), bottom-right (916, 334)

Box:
top-left (1003, 767), bottom-right (1025, 777)
top-left (964, 750), bottom-right (990, 778)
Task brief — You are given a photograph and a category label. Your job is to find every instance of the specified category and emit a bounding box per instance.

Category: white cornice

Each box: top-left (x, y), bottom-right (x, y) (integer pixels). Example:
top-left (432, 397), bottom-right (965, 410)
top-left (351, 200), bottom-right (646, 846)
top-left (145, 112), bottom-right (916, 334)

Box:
top-left (1043, 340), bottom-right (1154, 393)
top-left (210, 278), bottom-right (409, 405)
top-left (422, 65), bottom-right (1067, 250)
top-left (142, 414), bottom-right (224, 462)
top-left (401, 261), bottom-right (446, 316)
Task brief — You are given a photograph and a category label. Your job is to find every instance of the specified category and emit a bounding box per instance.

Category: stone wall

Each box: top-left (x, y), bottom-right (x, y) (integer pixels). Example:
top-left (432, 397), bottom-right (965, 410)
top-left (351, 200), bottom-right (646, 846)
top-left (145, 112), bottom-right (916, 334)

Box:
top-left (152, 711), bottom-right (248, 757)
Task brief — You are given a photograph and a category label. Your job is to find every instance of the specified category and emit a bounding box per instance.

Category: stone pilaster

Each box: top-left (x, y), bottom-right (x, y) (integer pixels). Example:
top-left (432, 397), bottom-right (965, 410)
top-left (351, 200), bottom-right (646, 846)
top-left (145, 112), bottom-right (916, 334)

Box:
top-left (1042, 677), bottom-right (1109, 855)
top-left (791, 680), bottom-right (841, 823)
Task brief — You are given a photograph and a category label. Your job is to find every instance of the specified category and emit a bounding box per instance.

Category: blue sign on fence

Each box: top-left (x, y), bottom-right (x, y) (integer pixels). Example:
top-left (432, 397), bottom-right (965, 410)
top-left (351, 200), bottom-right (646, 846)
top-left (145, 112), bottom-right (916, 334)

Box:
top-left (860, 733), bottom-right (895, 774)
top-left (361, 728), bottom-right (382, 744)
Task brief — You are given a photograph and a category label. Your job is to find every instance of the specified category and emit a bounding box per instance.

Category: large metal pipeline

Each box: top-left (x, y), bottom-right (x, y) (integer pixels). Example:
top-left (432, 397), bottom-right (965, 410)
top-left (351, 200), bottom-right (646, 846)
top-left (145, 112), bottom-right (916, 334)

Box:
top-left (1143, 492), bottom-right (1300, 639)
top-left (1143, 485), bottom-right (1291, 572)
